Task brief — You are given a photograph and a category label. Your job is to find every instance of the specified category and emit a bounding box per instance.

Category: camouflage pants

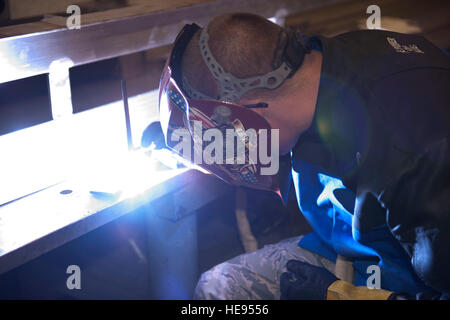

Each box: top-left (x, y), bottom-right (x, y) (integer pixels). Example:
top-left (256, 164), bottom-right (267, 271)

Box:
top-left (194, 236), bottom-right (336, 300)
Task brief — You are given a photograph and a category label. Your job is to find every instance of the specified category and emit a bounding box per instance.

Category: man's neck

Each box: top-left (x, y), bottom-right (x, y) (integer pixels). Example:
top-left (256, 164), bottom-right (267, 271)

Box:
top-left (280, 50), bottom-right (323, 154)
top-left (295, 50), bottom-right (323, 131)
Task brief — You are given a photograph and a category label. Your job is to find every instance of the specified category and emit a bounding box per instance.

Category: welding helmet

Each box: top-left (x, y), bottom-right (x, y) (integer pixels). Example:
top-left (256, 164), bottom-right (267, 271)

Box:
top-left (158, 22), bottom-right (310, 197)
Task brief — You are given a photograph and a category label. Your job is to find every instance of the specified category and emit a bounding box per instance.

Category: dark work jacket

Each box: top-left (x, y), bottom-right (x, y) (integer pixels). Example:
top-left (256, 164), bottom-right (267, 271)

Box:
top-left (285, 30), bottom-right (450, 294)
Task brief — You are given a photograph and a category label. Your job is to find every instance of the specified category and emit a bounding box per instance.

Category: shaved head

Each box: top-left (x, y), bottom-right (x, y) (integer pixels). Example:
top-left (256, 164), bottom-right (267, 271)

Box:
top-left (181, 13), bottom-right (288, 101)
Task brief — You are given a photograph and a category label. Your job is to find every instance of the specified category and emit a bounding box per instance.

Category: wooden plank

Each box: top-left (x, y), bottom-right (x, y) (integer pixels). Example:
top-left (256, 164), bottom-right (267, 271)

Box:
top-left (5, 0), bottom-right (195, 21)
top-left (80, 0), bottom-right (210, 26)
top-left (0, 0), bottom-right (212, 37)
top-left (0, 20), bottom-right (56, 36)
top-left (285, 0), bottom-right (396, 29)
top-left (6, 0), bottom-right (112, 20)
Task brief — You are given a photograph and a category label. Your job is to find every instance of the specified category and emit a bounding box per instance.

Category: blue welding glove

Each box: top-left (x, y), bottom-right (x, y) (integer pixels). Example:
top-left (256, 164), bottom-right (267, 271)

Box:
top-left (280, 260), bottom-right (338, 300)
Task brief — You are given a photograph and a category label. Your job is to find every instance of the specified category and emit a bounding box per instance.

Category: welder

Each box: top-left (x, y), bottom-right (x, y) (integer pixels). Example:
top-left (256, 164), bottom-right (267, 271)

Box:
top-left (157, 12), bottom-right (450, 299)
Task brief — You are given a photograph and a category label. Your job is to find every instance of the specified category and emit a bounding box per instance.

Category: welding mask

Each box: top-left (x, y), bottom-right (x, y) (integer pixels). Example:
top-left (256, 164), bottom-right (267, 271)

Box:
top-left (158, 23), bottom-right (310, 198)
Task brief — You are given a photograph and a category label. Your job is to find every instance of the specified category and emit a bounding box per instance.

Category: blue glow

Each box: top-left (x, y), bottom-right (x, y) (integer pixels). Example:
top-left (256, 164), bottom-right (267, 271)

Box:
top-left (316, 173), bottom-right (352, 225)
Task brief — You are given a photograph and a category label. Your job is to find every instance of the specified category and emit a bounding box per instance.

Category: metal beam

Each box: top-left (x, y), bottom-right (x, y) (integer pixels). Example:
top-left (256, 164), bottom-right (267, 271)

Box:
top-left (0, 168), bottom-right (231, 275)
top-left (0, 0), bottom-right (344, 84)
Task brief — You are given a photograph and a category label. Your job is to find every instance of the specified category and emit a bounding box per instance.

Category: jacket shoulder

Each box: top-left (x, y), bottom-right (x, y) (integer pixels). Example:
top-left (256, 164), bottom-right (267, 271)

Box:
top-left (325, 30), bottom-right (450, 82)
